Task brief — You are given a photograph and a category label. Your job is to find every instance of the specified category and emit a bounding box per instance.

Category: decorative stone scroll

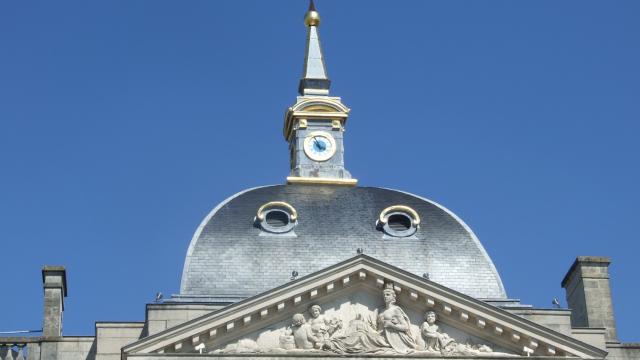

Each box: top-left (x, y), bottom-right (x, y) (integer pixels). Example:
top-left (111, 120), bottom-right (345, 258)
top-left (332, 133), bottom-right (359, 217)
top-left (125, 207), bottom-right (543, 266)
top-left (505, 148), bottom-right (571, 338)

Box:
top-left (212, 284), bottom-right (510, 357)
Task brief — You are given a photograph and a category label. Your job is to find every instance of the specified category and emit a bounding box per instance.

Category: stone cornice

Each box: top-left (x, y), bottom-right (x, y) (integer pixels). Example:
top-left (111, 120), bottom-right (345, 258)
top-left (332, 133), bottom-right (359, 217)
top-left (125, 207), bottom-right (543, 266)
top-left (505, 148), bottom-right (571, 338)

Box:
top-left (123, 255), bottom-right (607, 359)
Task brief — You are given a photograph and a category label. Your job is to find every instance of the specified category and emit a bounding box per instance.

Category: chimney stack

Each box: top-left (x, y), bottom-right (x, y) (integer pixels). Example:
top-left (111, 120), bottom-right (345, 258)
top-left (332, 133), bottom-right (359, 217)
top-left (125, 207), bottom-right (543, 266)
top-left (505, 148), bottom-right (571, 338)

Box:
top-left (561, 256), bottom-right (617, 342)
top-left (42, 266), bottom-right (67, 337)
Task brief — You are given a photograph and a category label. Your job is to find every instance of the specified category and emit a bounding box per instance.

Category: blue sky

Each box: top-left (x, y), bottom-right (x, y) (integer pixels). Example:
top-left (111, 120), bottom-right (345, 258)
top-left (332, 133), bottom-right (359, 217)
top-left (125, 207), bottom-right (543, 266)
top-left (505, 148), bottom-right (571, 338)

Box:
top-left (1, 1), bottom-right (639, 342)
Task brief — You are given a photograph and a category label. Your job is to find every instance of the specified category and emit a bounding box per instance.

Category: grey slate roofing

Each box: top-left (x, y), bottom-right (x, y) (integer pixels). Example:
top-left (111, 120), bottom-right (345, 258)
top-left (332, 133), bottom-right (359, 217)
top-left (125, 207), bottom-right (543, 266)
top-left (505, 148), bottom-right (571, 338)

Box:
top-left (178, 185), bottom-right (507, 301)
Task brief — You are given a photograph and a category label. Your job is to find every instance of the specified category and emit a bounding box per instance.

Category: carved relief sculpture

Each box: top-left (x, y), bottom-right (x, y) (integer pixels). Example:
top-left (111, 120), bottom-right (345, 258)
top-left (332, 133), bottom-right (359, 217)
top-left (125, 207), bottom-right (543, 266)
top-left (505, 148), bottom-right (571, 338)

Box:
top-left (419, 311), bottom-right (495, 356)
top-left (291, 313), bottom-right (316, 350)
top-left (308, 304), bottom-right (342, 349)
top-left (328, 284), bottom-right (417, 354)
top-left (212, 284), bottom-right (507, 357)
top-left (421, 311), bottom-right (455, 352)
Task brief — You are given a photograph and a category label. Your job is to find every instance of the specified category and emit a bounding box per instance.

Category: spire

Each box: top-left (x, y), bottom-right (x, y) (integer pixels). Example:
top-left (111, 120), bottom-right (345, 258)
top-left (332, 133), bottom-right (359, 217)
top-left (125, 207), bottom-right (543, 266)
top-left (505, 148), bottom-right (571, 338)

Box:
top-left (299, 0), bottom-right (331, 96)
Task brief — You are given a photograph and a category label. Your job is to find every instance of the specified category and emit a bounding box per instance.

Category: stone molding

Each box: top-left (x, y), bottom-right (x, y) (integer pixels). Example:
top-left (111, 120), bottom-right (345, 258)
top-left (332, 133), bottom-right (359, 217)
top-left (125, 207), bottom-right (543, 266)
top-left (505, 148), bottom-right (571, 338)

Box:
top-left (124, 256), bottom-right (607, 359)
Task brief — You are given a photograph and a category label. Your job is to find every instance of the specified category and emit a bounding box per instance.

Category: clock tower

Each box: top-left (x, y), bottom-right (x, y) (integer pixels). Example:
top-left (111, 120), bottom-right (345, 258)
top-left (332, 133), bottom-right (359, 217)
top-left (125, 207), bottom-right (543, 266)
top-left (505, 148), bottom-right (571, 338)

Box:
top-left (284, 1), bottom-right (357, 186)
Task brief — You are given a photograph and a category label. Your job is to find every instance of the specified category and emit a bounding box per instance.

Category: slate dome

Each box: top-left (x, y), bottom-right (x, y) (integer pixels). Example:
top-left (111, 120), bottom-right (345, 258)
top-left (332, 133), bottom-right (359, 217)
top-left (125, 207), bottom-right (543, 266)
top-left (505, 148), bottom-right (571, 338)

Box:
top-left (178, 185), bottom-right (507, 301)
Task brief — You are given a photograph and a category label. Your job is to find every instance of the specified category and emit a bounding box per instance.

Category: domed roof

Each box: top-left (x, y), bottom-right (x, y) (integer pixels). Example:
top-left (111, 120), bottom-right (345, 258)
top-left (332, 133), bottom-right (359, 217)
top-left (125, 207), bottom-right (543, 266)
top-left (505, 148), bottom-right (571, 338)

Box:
top-left (178, 185), bottom-right (506, 301)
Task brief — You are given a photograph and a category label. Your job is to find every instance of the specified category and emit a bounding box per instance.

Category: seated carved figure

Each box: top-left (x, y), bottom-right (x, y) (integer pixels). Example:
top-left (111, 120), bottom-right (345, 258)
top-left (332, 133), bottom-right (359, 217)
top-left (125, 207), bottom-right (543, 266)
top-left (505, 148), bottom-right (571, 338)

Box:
top-left (291, 313), bottom-right (319, 350)
top-left (308, 304), bottom-right (342, 348)
top-left (420, 311), bottom-right (455, 352)
top-left (218, 300), bottom-right (498, 356)
top-left (328, 284), bottom-right (418, 354)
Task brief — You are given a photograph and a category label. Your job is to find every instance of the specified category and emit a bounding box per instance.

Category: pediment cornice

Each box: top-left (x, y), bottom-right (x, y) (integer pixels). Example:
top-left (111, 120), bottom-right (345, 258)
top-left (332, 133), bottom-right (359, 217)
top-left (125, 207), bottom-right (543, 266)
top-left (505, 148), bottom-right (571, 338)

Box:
top-left (123, 255), bottom-right (606, 359)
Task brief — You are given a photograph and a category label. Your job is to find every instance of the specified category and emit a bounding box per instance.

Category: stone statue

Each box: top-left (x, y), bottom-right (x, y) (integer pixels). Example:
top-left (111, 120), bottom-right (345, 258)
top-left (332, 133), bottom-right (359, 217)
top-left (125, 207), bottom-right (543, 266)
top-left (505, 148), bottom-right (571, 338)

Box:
top-left (290, 313), bottom-right (319, 350)
top-left (308, 304), bottom-right (342, 348)
top-left (421, 311), bottom-right (455, 351)
top-left (328, 284), bottom-right (418, 354)
top-left (212, 287), bottom-right (505, 357)
top-left (419, 311), bottom-right (496, 356)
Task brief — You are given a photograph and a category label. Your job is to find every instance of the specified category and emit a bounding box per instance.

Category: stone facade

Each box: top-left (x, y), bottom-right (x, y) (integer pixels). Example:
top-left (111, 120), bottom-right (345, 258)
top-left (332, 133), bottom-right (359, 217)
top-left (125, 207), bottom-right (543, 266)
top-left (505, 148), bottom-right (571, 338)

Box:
top-left (2, 256), bottom-right (637, 359)
top-left (1, 3), bottom-right (637, 360)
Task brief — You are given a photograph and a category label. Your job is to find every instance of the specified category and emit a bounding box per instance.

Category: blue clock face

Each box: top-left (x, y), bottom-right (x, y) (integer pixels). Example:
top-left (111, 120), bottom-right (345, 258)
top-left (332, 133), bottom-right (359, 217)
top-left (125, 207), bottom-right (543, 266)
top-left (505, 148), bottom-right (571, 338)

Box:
top-left (304, 131), bottom-right (336, 161)
top-left (312, 137), bottom-right (329, 152)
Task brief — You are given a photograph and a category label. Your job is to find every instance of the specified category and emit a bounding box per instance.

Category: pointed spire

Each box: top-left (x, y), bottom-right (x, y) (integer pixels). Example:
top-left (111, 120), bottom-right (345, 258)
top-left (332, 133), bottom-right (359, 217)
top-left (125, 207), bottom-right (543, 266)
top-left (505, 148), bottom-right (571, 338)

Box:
top-left (299, 0), bottom-right (331, 96)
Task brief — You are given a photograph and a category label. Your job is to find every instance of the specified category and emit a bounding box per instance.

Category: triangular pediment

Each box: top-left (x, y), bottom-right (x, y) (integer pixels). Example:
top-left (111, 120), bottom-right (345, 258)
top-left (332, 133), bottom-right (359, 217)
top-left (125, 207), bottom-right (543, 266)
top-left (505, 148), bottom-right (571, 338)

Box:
top-left (123, 255), bottom-right (606, 359)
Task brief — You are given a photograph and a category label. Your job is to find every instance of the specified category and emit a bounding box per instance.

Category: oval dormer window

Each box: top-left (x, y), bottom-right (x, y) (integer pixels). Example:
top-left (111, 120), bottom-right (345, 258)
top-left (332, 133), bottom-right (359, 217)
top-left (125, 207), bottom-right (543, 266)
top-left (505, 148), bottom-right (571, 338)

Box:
top-left (387, 213), bottom-right (412, 232)
top-left (377, 205), bottom-right (420, 237)
top-left (256, 201), bottom-right (297, 234)
top-left (265, 209), bottom-right (290, 228)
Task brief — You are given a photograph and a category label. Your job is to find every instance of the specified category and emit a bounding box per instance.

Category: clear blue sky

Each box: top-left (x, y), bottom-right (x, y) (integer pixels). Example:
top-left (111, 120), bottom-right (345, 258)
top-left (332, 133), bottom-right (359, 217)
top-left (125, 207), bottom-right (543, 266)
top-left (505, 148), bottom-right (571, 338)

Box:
top-left (1, 1), bottom-right (639, 342)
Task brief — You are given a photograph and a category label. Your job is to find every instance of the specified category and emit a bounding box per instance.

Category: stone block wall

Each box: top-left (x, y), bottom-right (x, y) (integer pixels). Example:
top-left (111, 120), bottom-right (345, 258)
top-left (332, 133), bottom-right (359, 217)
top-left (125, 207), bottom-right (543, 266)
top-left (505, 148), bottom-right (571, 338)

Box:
top-left (562, 257), bottom-right (617, 341)
top-left (95, 322), bottom-right (144, 360)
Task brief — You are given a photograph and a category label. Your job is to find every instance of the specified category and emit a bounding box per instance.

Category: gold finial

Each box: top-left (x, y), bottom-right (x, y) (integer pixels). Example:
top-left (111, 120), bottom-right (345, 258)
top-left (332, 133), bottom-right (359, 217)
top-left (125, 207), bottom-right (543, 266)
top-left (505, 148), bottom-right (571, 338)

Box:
top-left (304, 0), bottom-right (321, 27)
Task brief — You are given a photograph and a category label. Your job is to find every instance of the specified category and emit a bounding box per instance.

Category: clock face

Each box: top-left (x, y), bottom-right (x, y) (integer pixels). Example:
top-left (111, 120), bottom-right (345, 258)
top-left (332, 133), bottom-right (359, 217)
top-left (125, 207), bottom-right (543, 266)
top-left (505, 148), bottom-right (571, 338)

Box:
top-left (303, 131), bottom-right (336, 162)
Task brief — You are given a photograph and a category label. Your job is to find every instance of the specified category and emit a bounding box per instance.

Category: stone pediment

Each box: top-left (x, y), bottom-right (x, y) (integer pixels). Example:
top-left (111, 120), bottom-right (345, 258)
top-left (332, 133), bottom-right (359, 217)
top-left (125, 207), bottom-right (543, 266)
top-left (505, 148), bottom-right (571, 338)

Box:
top-left (123, 255), bottom-right (606, 359)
